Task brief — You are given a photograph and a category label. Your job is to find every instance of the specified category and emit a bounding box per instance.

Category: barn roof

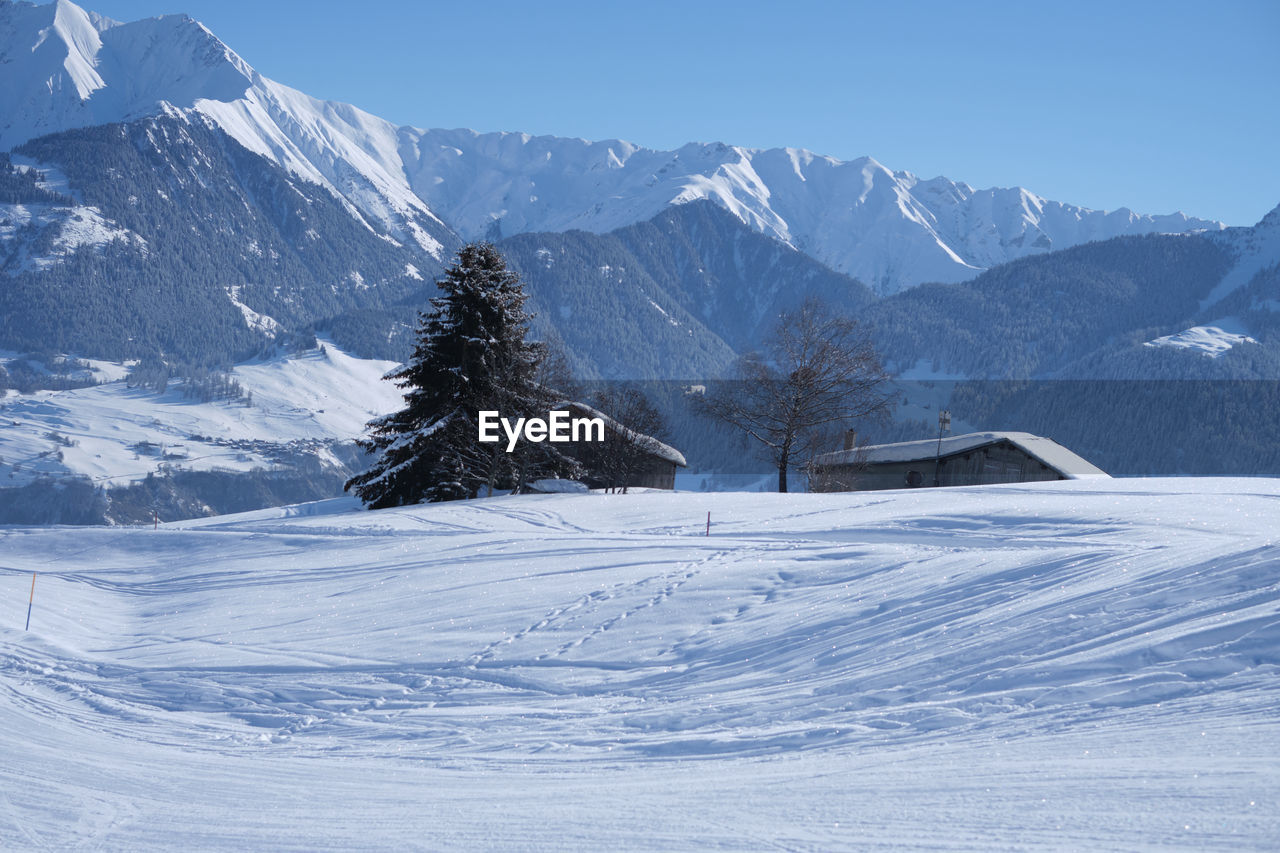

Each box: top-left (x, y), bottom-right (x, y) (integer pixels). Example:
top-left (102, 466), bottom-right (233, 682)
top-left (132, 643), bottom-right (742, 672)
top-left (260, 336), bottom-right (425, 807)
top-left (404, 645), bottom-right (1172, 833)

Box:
top-left (558, 400), bottom-right (687, 467)
top-left (815, 431), bottom-right (1109, 479)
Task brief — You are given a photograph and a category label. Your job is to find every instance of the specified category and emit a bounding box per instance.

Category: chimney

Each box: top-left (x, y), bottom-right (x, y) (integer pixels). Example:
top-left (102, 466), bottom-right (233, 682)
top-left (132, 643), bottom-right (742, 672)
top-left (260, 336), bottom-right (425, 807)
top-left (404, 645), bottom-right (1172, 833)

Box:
top-left (843, 429), bottom-right (857, 451)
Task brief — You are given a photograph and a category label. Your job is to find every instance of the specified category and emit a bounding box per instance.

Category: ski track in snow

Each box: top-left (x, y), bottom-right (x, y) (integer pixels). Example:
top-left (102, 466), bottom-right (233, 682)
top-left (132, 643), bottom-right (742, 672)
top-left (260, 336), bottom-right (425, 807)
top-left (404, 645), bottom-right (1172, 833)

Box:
top-left (1, 479), bottom-right (1279, 849)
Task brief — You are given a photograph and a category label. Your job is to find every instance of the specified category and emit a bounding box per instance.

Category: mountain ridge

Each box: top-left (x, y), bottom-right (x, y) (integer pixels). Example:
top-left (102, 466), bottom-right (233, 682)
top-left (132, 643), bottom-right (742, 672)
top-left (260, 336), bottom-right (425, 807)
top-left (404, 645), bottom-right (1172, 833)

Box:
top-left (0, 0), bottom-right (1225, 295)
top-left (398, 128), bottom-right (1224, 294)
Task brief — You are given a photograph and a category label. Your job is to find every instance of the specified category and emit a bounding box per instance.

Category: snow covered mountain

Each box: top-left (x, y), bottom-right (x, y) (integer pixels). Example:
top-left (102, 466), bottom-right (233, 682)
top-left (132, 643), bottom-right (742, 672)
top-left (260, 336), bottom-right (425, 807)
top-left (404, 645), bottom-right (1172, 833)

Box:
top-left (0, 0), bottom-right (453, 257)
top-left (0, 0), bottom-right (1223, 295)
top-left (402, 130), bottom-right (1223, 294)
top-left (1, 115), bottom-right (445, 364)
top-left (1202, 202), bottom-right (1280, 310)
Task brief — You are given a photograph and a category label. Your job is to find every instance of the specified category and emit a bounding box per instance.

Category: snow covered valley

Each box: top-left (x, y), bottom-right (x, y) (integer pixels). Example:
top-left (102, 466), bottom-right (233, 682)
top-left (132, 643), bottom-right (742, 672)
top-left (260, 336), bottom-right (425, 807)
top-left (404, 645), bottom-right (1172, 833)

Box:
top-left (2, 480), bottom-right (1278, 849)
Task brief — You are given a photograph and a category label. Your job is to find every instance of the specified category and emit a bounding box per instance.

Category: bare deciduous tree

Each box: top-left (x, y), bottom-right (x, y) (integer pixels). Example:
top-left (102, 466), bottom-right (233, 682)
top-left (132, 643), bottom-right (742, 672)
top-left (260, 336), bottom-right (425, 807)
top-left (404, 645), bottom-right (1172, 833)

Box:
top-left (701, 298), bottom-right (893, 492)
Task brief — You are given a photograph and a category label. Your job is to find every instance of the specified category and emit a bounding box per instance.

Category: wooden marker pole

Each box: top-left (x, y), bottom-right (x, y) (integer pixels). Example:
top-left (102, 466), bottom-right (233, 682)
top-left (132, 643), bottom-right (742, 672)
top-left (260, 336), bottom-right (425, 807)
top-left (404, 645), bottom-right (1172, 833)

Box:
top-left (706, 511), bottom-right (710, 536)
top-left (24, 572), bottom-right (36, 631)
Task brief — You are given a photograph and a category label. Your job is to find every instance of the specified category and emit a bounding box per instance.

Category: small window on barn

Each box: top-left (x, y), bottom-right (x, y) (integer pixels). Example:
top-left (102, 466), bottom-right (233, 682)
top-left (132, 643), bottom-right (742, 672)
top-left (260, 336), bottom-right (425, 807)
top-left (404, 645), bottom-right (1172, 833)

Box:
top-left (905, 470), bottom-right (924, 487)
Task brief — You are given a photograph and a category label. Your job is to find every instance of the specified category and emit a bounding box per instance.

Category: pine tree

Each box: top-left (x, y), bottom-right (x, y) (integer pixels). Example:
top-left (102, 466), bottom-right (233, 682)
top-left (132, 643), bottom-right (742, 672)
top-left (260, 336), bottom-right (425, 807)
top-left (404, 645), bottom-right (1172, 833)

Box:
top-left (346, 243), bottom-right (573, 507)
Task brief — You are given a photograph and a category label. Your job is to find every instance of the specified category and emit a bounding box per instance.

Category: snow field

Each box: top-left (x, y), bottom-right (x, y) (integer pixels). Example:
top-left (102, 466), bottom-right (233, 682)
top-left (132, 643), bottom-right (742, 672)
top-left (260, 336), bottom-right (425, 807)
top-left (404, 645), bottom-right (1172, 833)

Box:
top-left (0, 342), bottom-right (400, 486)
top-left (1, 479), bottom-right (1278, 849)
top-left (1145, 319), bottom-right (1260, 358)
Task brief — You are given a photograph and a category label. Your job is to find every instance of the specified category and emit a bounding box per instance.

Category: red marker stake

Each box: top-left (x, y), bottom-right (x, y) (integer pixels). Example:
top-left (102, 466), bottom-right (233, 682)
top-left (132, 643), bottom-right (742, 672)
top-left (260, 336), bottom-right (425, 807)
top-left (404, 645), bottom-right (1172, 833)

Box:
top-left (24, 572), bottom-right (36, 631)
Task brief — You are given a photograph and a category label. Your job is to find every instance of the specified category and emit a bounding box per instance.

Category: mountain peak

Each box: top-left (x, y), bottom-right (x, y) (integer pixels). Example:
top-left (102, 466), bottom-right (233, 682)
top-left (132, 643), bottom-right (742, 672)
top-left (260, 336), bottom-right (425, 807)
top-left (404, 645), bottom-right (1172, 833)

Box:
top-left (0, 0), bottom-right (253, 151)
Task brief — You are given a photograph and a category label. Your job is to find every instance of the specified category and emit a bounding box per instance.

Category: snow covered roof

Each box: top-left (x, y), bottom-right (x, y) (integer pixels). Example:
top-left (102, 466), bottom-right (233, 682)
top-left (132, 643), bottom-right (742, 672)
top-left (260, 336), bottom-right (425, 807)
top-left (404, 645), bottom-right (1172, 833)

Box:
top-left (559, 400), bottom-right (687, 467)
top-left (815, 432), bottom-right (1109, 479)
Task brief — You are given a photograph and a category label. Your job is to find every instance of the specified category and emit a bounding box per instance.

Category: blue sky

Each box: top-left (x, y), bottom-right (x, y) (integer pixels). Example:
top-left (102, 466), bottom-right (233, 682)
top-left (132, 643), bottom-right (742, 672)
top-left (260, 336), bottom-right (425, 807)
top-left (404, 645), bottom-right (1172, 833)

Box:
top-left (81, 0), bottom-right (1278, 226)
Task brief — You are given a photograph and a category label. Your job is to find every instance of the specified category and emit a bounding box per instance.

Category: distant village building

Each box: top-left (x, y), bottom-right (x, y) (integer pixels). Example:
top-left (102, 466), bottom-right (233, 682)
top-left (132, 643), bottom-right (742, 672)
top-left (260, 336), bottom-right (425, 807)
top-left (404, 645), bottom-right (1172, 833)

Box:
top-left (810, 431), bottom-right (1108, 492)
top-left (531, 401), bottom-right (687, 492)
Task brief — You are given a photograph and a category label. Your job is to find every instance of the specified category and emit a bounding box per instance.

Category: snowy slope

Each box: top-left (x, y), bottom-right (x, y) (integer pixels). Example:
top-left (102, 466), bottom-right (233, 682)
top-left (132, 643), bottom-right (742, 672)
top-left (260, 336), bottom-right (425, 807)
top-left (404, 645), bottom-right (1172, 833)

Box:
top-left (0, 0), bottom-right (1222, 295)
top-left (0, 342), bottom-right (400, 487)
top-left (1, 153), bottom-right (146, 273)
top-left (0, 0), bottom-right (245, 146)
top-left (1145, 318), bottom-right (1260, 358)
top-left (1202, 203), bottom-right (1280, 310)
top-left (1, 480), bottom-right (1277, 848)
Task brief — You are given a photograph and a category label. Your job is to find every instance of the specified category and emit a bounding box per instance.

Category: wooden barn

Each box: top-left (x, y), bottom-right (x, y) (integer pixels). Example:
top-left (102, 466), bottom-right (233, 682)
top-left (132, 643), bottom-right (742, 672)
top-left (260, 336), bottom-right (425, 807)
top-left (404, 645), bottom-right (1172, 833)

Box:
top-left (540, 400), bottom-right (687, 491)
top-left (810, 431), bottom-right (1108, 492)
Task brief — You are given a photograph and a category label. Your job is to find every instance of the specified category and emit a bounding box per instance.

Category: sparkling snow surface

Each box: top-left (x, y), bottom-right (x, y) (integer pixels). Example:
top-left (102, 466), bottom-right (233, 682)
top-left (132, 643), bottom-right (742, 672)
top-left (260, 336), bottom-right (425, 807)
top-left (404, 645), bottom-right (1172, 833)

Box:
top-left (2, 480), bottom-right (1278, 849)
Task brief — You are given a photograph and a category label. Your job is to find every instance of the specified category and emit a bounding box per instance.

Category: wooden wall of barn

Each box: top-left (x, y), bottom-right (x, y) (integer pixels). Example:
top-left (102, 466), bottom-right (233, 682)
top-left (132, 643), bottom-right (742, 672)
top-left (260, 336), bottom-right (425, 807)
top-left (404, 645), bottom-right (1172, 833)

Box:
top-left (811, 440), bottom-right (1063, 492)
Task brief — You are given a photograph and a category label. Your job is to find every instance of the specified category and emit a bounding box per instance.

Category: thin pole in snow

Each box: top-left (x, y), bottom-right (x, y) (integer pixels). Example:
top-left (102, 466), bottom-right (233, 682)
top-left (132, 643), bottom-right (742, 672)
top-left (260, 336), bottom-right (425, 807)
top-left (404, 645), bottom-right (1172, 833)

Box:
top-left (933, 409), bottom-right (951, 487)
top-left (706, 511), bottom-right (710, 536)
top-left (24, 572), bottom-right (36, 631)
top-left (153, 509), bottom-right (158, 530)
